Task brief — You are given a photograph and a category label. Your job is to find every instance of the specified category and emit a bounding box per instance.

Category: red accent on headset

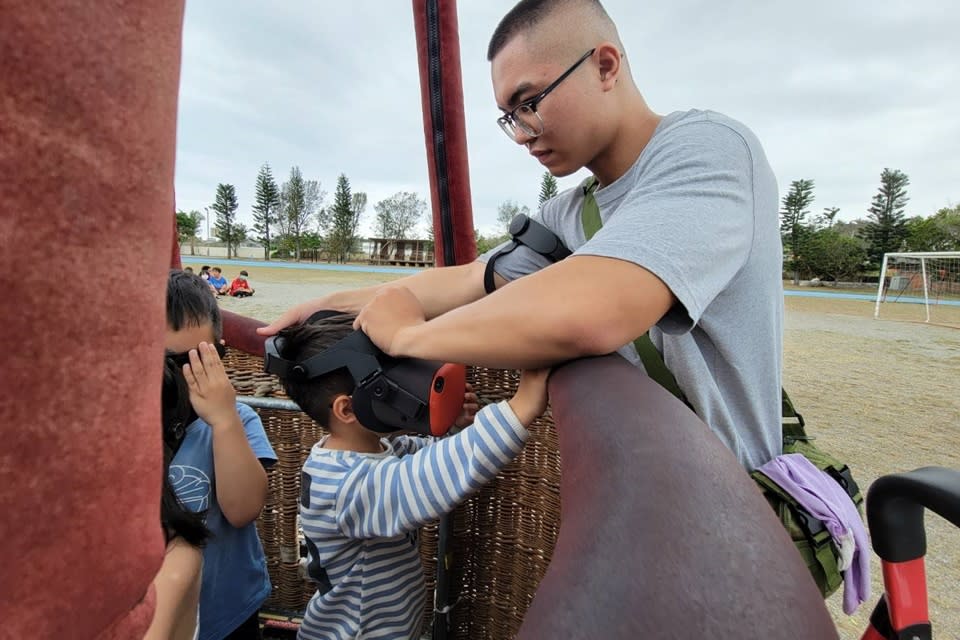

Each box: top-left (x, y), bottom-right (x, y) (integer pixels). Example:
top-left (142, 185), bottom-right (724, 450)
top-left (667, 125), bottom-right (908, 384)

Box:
top-left (882, 557), bottom-right (929, 632)
top-left (428, 363), bottom-right (467, 437)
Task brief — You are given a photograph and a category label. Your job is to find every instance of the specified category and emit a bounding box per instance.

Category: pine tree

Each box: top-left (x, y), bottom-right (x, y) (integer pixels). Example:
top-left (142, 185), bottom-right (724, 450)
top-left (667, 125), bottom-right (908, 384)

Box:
top-left (328, 174), bottom-right (356, 263)
top-left (538, 171), bottom-right (558, 206)
top-left (252, 164), bottom-right (280, 260)
top-left (211, 183), bottom-right (238, 257)
top-left (779, 179), bottom-right (815, 284)
top-left (859, 168), bottom-right (910, 266)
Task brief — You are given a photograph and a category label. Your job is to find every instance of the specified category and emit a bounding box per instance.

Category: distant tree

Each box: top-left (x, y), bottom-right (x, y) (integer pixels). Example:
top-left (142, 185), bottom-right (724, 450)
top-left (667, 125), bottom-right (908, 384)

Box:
top-left (300, 230), bottom-right (323, 253)
top-left (474, 227), bottom-right (509, 255)
top-left (779, 179), bottom-right (815, 284)
top-left (304, 179), bottom-right (326, 232)
top-left (904, 216), bottom-right (949, 252)
top-left (252, 163), bottom-right (280, 260)
top-left (351, 192), bottom-right (368, 230)
top-left (374, 192), bottom-right (426, 239)
top-left (175, 209), bottom-right (204, 255)
top-left (799, 229), bottom-right (867, 283)
top-left (538, 172), bottom-right (559, 206)
top-left (833, 218), bottom-right (870, 239)
top-left (327, 174), bottom-right (361, 263)
top-left (859, 168), bottom-right (910, 266)
top-left (815, 206), bottom-right (840, 230)
top-left (281, 167), bottom-right (322, 261)
top-left (211, 183), bottom-right (239, 258)
top-left (347, 191), bottom-right (367, 259)
top-left (902, 206), bottom-right (960, 252)
top-left (496, 200), bottom-right (530, 234)
top-left (227, 223), bottom-right (249, 256)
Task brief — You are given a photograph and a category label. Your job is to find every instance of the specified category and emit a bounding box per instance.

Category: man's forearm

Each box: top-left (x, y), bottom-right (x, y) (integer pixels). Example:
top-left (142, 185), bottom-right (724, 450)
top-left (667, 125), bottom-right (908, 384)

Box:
top-left (392, 256), bottom-right (674, 369)
top-left (328, 261), bottom-right (487, 319)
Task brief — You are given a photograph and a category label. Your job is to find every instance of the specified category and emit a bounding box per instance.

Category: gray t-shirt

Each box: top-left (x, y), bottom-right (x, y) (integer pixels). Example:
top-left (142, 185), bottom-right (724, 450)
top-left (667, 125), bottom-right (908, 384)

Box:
top-left (480, 109), bottom-right (783, 470)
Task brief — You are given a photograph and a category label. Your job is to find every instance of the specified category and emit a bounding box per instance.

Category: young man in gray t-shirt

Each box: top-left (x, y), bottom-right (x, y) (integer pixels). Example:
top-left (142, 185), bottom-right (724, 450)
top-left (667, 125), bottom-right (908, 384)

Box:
top-left (479, 108), bottom-right (783, 469)
top-left (259, 0), bottom-right (783, 470)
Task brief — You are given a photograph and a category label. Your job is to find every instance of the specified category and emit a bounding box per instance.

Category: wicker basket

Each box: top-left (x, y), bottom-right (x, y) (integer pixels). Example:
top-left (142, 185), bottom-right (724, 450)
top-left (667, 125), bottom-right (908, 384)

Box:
top-left (223, 350), bottom-right (561, 638)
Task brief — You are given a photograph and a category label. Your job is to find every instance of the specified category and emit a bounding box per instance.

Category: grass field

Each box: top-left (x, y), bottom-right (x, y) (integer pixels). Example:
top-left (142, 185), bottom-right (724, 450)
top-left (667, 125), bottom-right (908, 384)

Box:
top-left (185, 259), bottom-right (960, 638)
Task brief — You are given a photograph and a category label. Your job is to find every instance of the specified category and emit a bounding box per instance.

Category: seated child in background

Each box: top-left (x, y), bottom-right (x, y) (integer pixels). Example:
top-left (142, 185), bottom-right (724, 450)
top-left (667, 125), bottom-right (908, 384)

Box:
top-left (228, 270), bottom-right (255, 298)
top-left (272, 314), bottom-right (549, 640)
top-left (206, 267), bottom-right (229, 295)
top-left (165, 270), bottom-right (277, 640)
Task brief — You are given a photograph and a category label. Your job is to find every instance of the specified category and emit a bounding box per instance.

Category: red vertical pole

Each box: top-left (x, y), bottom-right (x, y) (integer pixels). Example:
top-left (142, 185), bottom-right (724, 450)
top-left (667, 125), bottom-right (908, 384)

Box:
top-left (412, 0), bottom-right (476, 268)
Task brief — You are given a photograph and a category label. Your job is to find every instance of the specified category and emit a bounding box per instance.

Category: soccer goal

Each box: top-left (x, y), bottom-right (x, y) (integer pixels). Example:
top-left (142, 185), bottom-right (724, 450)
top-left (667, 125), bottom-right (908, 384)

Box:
top-left (874, 252), bottom-right (960, 326)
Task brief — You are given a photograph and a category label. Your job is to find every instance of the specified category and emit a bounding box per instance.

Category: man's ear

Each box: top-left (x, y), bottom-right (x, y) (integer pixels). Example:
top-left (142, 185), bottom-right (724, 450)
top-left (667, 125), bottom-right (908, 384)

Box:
top-left (595, 42), bottom-right (622, 89)
top-left (330, 394), bottom-right (357, 424)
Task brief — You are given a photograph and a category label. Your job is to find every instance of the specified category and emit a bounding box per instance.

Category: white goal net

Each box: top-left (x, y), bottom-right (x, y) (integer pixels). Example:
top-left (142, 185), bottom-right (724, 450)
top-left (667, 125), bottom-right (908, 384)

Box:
top-left (874, 252), bottom-right (960, 327)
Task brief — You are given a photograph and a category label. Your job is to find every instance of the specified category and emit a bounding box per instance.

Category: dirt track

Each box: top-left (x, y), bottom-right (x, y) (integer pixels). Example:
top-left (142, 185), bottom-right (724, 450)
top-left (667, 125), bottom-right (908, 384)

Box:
top-left (186, 260), bottom-right (960, 638)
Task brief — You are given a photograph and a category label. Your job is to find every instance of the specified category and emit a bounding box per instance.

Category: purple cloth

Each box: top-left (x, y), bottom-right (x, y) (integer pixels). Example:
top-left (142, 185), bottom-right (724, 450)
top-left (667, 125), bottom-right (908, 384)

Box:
top-left (758, 453), bottom-right (870, 614)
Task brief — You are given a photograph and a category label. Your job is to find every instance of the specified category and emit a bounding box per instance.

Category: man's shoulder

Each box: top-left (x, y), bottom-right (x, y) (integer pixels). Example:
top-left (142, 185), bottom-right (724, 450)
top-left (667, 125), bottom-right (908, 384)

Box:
top-left (654, 109), bottom-right (763, 152)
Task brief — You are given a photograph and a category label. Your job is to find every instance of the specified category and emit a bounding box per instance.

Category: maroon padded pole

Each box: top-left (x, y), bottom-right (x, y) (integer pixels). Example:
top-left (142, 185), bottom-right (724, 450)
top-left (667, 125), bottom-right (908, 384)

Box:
top-left (412, 0), bottom-right (476, 268)
top-left (519, 355), bottom-right (838, 640)
top-left (0, 1), bottom-right (186, 637)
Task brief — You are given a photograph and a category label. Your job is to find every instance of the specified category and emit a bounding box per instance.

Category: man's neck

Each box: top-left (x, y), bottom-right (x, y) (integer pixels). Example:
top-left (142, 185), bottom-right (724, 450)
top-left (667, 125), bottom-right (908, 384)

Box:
top-left (589, 100), bottom-right (661, 188)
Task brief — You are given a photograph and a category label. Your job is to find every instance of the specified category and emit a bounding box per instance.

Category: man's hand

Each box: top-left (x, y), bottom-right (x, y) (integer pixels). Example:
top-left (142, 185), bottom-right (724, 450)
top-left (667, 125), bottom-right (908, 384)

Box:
top-left (182, 342), bottom-right (238, 427)
top-left (255, 296), bottom-right (338, 337)
top-left (353, 286), bottom-right (426, 356)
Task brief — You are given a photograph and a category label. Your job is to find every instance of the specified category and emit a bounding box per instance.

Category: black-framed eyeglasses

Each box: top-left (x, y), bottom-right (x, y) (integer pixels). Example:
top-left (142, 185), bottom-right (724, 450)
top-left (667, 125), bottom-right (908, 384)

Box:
top-left (497, 48), bottom-right (595, 141)
top-left (165, 341), bottom-right (227, 368)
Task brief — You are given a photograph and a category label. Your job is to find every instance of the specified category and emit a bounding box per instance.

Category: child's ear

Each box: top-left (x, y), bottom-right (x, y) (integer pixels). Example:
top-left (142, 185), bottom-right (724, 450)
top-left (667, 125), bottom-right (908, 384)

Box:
top-left (330, 394), bottom-right (356, 424)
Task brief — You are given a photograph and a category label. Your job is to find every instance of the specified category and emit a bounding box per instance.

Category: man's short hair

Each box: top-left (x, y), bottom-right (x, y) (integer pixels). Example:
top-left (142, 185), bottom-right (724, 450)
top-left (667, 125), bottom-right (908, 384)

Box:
top-left (274, 314), bottom-right (357, 427)
top-left (487, 0), bottom-right (610, 61)
top-left (166, 269), bottom-right (223, 340)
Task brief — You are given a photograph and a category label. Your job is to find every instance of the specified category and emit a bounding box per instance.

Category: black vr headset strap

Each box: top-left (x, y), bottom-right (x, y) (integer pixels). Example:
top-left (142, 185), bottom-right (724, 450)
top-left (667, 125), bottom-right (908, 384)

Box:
top-left (264, 331), bottom-right (382, 385)
top-left (482, 214), bottom-right (572, 294)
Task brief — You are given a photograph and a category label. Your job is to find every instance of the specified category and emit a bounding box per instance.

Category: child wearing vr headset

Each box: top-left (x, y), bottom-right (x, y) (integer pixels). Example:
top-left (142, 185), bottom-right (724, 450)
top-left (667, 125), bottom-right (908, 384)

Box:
top-left (266, 313), bottom-right (549, 640)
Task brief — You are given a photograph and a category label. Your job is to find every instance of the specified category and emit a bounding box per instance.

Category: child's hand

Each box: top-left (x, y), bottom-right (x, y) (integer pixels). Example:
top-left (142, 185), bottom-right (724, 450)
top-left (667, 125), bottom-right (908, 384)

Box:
top-left (182, 341), bottom-right (238, 428)
top-left (508, 368), bottom-right (551, 426)
top-left (453, 383), bottom-right (480, 429)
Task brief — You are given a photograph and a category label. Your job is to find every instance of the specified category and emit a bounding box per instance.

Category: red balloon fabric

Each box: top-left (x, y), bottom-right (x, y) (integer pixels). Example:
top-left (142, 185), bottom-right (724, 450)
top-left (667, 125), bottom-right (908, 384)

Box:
top-left (0, 2), bottom-right (186, 637)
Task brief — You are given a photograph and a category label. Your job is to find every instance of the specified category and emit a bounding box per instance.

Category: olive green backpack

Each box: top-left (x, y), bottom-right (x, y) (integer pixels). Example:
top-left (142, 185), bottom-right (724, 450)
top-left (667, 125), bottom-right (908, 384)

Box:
top-left (581, 177), bottom-right (863, 597)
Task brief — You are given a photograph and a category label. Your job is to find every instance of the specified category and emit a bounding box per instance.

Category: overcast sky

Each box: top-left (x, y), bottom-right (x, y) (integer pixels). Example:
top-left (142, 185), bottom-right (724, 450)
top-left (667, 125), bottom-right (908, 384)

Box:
top-left (175, 0), bottom-right (959, 239)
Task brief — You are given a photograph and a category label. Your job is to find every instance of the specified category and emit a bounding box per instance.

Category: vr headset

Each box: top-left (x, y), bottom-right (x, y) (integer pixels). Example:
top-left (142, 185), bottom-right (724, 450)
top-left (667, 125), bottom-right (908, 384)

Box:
top-left (263, 311), bottom-right (466, 436)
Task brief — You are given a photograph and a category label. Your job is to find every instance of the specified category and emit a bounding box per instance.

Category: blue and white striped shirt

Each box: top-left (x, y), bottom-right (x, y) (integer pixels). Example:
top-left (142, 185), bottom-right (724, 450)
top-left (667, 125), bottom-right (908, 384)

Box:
top-left (297, 400), bottom-right (529, 640)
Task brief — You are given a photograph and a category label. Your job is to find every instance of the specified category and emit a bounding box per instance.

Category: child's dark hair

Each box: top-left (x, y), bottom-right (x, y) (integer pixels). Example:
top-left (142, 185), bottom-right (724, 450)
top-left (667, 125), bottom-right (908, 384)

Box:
top-left (275, 314), bottom-right (357, 427)
top-left (167, 269), bottom-right (222, 340)
top-left (160, 358), bottom-right (210, 546)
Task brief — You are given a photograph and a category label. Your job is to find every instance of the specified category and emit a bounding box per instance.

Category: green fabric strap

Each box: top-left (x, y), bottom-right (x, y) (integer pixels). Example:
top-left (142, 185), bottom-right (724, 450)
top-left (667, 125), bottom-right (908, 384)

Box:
top-left (581, 176), bottom-right (603, 239)
top-left (581, 176), bottom-right (857, 599)
top-left (581, 176), bottom-right (803, 421)
top-left (580, 176), bottom-right (689, 404)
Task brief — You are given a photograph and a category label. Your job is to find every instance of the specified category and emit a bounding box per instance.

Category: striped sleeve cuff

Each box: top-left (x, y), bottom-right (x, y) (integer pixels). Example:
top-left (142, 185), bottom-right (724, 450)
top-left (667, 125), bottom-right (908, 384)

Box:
top-left (475, 400), bottom-right (530, 452)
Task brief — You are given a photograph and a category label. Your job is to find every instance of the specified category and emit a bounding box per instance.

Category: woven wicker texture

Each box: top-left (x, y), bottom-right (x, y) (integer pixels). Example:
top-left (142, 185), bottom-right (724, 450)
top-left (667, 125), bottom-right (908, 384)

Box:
top-left (222, 350), bottom-right (561, 638)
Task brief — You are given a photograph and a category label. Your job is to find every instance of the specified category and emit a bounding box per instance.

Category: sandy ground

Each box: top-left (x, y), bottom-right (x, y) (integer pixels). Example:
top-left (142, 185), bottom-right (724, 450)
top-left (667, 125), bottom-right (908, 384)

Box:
top-left (187, 260), bottom-right (960, 638)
